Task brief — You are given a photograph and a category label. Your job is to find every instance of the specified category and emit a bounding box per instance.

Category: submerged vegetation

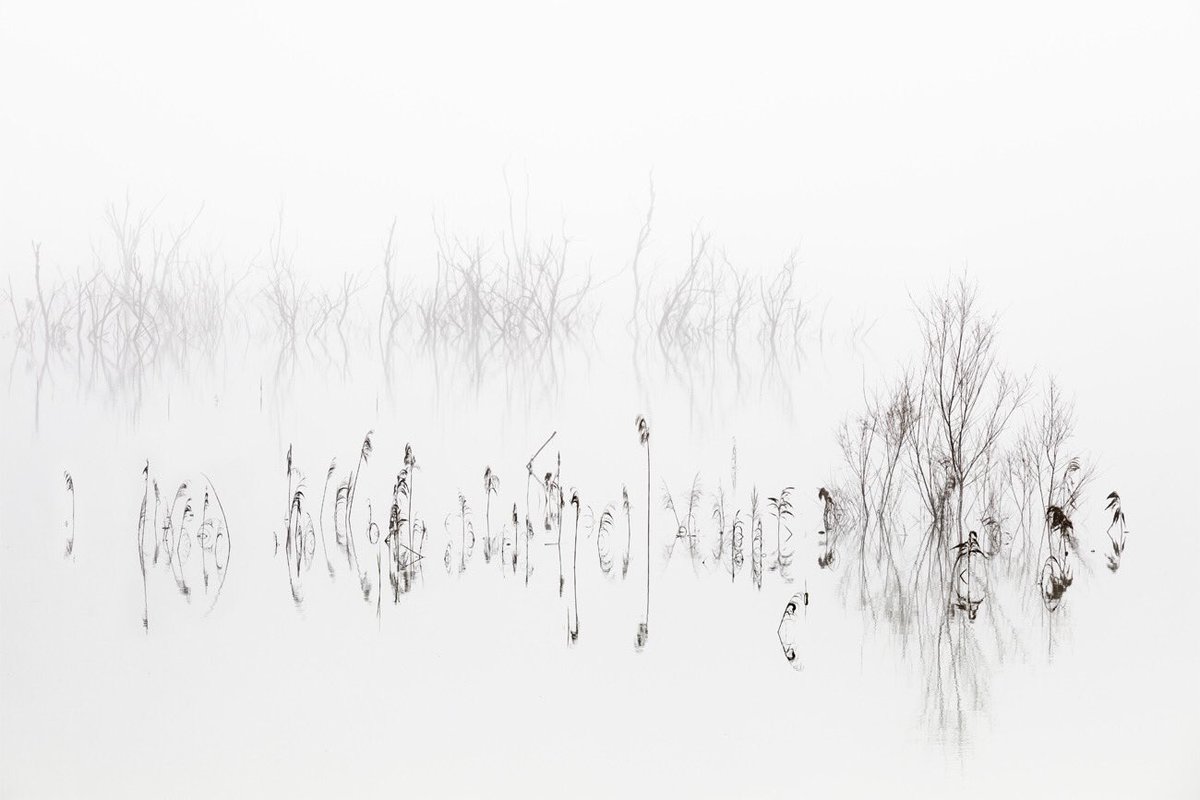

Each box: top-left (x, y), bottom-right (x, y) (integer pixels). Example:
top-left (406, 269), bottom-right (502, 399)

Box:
top-left (2, 188), bottom-right (861, 430)
top-left (636, 414), bottom-right (651, 650)
top-left (821, 276), bottom-right (1121, 736)
top-left (134, 462), bottom-right (231, 631)
top-left (1104, 491), bottom-right (1128, 572)
top-left (777, 589), bottom-right (809, 671)
top-left (23, 249), bottom-right (1124, 744)
top-left (63, 471), bottom-right (75, 559)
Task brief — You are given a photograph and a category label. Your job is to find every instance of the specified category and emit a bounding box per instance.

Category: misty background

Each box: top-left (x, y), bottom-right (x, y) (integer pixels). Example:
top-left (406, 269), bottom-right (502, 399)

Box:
top-left (1, 1), bottom-right (1198, 797)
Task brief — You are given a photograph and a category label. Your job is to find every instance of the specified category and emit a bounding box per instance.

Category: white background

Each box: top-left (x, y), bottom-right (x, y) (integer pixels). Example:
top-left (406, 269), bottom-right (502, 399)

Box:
top-left (2, 1), bottom-right (1198, 797)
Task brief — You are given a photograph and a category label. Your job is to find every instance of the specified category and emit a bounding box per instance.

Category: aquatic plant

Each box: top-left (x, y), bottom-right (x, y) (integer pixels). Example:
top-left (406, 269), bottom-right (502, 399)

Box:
top-left (711, 486), bottom-right (727, 565)
top-left (483, 466), bottom-right (499, 564)
top-left (137, 462), bottom-right (150, 629)
top-left (133, 466), bottom-right (227, 629)
top-left (636, 414), bottom-right (650, 650)
top-left (728, 510), bottom-right (744, 583)
top-left (817, 487), bottom-right (837, 569)
top-left (318, 459), bottom-right (337, 577)
top-left (199, 473), bottom-right (232, 614)
top-left (456, 492), bottom-right (474, 574)
top-left (813, 275), bottom-right (1111, 736)
top-left (282, 445), bottom-right (304, 604)
top-left (1040, 504), bottom-right (1076, 612)
top-left (776, 589), bottom-right (808, 670)
top-left (523, 432), bottom-right (555, 587)
top-left (165, 482), bottom-right (191, 598)
top-left (176, 498), bottom-right (195, 597)
top-left (1040, 551), bottom-right (1072, 612)
top-left (554, 456), bottom-right (564, 571)
top-left (569, 489), bottom-right (581, 643)
top-left (1104, 491), bottom-right (1127, 572)
top-left (400, 442), bottom-right (417, 591)
top-left (950, 532), bottom-right (988, 621)
top-left (2, 193), bottom-right (843, 413)
top-left (758, 252), bottom-right (806, 357)
top-left (63, 471), bottom-right (75, 559)
top-left (596, 505), bottom-right (615, 577)
top-left (346, 432), bottom-right (375, 590)
top-left (750, 488), bottom-right (763, 590)
top-left (662, 474), bottom-right (702, 569)
top-left (509, 503), bottom-right (519, 573)
top-left (384, 471), bottom-right (405, 598)
top-left (334, 479), bottom-right (352, 569)
top-left (621, 485), bottom-right (632, 579)
top-left (197, 491), bottom-right (212, 592)
top-left (766, 487), bottom-right (794, 581)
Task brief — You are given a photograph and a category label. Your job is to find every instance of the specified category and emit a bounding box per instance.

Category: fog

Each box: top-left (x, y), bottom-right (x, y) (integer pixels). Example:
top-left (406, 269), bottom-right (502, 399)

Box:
top-left (2, 1), bottom-right (1199, 797)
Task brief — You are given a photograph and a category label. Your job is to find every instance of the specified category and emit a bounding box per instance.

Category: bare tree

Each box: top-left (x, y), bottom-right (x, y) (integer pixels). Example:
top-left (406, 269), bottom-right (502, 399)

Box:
top-left (914, 276), bottom-right (1029, 550)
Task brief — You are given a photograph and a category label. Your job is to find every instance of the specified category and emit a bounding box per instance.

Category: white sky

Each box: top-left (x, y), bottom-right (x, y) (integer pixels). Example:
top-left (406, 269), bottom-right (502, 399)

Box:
top-left (2, 1), bottom-right (1195, 291)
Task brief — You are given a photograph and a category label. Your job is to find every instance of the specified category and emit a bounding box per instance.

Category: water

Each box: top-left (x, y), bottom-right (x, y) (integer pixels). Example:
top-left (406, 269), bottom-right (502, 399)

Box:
top-left (3, 273), bottom-right (1197, 798)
